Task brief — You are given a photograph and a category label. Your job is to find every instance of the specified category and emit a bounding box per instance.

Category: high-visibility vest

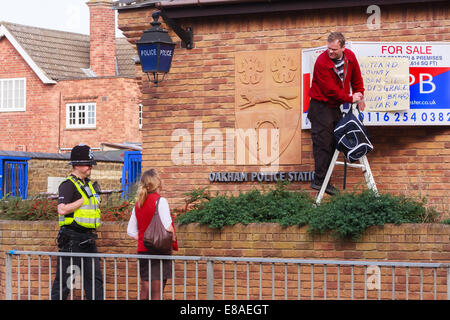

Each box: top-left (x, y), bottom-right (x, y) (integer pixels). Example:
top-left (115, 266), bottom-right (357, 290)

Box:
top-left (58, 176), bottom-right (101, 229)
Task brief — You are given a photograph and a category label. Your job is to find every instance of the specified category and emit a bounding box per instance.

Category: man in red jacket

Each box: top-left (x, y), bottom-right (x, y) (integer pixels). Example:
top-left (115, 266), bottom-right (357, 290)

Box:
top-left (308, 32), bottom-right (365, 195)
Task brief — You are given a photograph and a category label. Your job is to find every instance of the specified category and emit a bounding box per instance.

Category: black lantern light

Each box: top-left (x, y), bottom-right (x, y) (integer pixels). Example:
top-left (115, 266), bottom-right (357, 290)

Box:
top-left (136, 11), bottom-right (175, 86)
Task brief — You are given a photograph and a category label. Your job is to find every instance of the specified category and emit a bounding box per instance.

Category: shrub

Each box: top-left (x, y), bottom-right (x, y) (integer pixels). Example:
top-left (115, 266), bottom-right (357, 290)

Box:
top-left (308, 190), bottom-right (439, 240)
top-left (0, 196), bottom-right (58, 221)
top-left (176, 185), bottom-right (440, 240)
top-left (0, 193), bottom-right (133, 222)
top-left (100, 192), bottom-right (133, 222)
top-left (176, 183), bottom-right (314, 229)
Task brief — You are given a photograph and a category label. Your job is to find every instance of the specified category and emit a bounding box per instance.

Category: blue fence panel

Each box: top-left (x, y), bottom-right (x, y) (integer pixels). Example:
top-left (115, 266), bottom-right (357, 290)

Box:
top-left (0, 157), bottom-right (30, 199)
top-left (122, 151), bottom-right (142, 197)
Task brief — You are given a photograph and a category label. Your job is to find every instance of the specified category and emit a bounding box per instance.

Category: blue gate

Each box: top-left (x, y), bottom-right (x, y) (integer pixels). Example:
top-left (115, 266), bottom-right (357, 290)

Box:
top-left (122, 151), bottom-right (142, 197)
top-left (0, 156), bottom-right (30, 199)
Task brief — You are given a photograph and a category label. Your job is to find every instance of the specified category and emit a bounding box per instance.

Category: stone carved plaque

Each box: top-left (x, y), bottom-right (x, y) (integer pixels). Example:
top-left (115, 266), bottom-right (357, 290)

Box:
top-left (235, 49), bottom-right (302, 166)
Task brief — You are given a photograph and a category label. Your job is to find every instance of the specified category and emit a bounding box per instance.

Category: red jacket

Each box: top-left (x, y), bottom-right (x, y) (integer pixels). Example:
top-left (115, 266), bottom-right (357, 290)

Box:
top-left (309, 48), bottom-right (364, 106)
top-left (135, 192), bottom-right (178, 253)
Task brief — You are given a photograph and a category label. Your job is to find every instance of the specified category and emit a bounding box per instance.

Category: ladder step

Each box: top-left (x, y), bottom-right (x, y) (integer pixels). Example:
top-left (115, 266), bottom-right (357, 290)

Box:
top-left (335, 161), bottom-right (365, 169)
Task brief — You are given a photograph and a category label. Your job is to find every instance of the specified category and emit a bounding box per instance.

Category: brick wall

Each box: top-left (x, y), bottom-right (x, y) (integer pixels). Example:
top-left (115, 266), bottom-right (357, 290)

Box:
top-left (0, 220), bottom-right (448, 300)
top-left (0, 37), bottom-right (60, 152)
top-left (117, 3), bottom-right (450, 218)
top-left (27, 159), bottom-right (123, 197)
top-left (57, 77), bottom-right (141, 151)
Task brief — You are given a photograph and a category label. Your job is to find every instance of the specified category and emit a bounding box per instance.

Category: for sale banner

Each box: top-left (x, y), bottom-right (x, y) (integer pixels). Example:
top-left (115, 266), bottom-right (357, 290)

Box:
top-left (301, 42), bottom-right (450, 128)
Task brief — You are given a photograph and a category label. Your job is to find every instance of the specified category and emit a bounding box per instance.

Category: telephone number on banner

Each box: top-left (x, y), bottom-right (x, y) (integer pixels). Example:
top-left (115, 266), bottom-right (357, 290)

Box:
top-left (359, 110), bottom-right (450, 125)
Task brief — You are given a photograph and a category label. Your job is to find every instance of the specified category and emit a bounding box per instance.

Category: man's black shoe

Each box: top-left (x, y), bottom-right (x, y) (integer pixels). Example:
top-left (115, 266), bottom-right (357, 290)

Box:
top-left (310, 182), bottom-right (338, 195)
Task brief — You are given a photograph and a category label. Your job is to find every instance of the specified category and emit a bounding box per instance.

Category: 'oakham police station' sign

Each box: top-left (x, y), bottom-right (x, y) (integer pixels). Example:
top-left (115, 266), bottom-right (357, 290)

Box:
top-left (209, 171), bottom-right (314, 183)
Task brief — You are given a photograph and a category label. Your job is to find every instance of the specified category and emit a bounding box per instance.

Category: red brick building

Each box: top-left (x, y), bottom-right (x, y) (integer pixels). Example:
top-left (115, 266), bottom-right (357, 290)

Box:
top-left (117, 0), bottom-right (449, 218)
top-left (0, 0), bottom-right (141, 153)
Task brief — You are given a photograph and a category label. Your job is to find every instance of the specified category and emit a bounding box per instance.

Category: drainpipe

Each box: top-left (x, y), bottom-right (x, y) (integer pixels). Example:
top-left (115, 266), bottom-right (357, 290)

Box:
top-left (58, 91), bottom-right (62, 153)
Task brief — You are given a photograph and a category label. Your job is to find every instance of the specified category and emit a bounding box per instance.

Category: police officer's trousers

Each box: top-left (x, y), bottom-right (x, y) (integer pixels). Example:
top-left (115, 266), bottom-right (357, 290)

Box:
top-left (51, 227), bottom-right (104, 300)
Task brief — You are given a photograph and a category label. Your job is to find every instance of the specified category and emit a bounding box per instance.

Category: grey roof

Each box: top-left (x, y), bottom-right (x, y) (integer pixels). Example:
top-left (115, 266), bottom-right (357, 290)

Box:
top-left (1, 21), bottom-right (136, 81)
top-left (116, 37), bottom-right (137, 78)
top-left (0, 150), bottom-right (125, 163)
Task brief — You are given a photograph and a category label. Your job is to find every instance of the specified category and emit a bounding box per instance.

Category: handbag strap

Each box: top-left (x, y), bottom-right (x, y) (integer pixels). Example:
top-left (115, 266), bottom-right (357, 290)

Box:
top-left (154, 197), bottom-right (161, 217)
top-left (344, 103), bottom-right (364, 123)
top-left (355, 104), bottom-right (364, 123)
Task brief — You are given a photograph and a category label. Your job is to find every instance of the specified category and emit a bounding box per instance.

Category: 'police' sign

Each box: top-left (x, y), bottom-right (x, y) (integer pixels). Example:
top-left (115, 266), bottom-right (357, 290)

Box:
top-left (159, 44), bottom-right (174, 73)
top-left (138, 44), bottom-right (174, 73)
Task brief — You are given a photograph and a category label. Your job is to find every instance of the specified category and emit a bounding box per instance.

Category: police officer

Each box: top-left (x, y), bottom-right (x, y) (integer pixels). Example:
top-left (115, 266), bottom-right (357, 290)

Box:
top-left (51, 144), bottom-right (103, 300)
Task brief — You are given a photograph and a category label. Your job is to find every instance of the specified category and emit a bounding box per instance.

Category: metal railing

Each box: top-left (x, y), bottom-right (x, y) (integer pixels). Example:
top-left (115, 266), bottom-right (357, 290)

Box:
top-left (4, 250), bottom-right (450, 300)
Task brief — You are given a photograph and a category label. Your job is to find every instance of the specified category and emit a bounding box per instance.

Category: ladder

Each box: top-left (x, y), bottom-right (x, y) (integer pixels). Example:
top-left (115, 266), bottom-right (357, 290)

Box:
top-left (315, 150), bottom-right (378, 204)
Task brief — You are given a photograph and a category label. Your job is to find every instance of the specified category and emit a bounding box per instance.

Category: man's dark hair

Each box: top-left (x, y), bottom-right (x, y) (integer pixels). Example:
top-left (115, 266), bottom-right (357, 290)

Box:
top-left (328, 32), bottom-right (345, 47)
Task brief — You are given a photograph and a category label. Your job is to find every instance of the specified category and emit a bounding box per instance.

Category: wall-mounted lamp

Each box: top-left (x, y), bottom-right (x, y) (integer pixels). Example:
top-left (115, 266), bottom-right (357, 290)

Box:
top-left (136, 11), bottom-right (175, 86)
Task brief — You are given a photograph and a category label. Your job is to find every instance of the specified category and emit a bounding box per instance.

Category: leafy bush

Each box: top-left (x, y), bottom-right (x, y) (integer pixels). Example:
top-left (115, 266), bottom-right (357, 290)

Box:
top-left (176, 183), bottom-right (313, 229)
top-left (100, 192), bottom-right (133, 222)
top-left (0, 196), bottom-right (58, 221)
top-left (0, 193), bottom-right (133, 222)
top-left (308, 190), bottom-right (439, 240)
top-left (176, 185), bottom-right (440, 240)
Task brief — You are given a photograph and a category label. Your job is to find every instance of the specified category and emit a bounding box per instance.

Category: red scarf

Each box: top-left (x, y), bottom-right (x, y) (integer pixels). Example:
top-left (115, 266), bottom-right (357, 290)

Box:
top-left (134, 192), bottom-right (178, 253)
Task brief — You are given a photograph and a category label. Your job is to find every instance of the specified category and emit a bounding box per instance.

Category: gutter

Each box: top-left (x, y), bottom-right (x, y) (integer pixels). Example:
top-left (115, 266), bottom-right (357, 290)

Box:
top-left (116, 0), bottom-right (447, 16)
top-left (155, 0), bottom-right (448, 19)
top-left (156, 0), bottom-right (446, 7)
top-left (156, 0), bottom-right (265, 6)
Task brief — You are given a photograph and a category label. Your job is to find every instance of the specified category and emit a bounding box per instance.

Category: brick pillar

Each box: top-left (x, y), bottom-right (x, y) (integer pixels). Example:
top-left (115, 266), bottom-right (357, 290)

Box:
top-left (87, 0), bottom-right (116, 77)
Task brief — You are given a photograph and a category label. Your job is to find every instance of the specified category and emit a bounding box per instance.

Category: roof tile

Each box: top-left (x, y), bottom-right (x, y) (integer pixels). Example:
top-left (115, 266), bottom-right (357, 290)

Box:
top-left (1, 21), bottom-right (135, 80)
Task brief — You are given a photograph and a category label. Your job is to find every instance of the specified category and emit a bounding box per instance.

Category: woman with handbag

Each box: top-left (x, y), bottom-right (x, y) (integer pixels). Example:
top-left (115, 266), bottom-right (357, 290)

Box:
top-left (127, 169), bottom-right (178, 300)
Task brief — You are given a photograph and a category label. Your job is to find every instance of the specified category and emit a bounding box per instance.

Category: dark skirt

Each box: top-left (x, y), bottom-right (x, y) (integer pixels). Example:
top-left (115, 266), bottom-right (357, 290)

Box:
top-left (138, 250), bottom-right (172, 281)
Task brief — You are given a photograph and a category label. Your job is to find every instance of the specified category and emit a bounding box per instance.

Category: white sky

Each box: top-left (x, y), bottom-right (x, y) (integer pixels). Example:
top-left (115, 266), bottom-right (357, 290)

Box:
top-left (0, 0), bottom-right (123, 37)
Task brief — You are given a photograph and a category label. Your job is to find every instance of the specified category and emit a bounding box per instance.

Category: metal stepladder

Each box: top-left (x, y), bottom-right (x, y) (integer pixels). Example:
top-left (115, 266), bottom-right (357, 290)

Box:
top-left (315, 151), bottom-right (378, 204)
top-left (314, 105), bottom-right (378, 204)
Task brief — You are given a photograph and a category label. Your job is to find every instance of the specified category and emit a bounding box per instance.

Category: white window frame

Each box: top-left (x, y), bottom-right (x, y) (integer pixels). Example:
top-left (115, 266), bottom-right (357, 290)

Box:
top-left (0, 78), bottom-right (26, 112)
top-left (66, 102), bottom-right (96, 129)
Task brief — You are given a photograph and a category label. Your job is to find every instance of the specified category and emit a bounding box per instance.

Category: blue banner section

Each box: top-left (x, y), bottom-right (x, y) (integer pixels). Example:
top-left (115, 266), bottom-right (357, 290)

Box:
top-left (410, 69), bottom-right (450, 109)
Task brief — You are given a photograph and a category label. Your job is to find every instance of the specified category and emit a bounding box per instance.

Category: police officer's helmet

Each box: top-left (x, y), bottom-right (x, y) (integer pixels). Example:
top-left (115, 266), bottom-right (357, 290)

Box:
top-left (69, 144), bottom-right (97, 166)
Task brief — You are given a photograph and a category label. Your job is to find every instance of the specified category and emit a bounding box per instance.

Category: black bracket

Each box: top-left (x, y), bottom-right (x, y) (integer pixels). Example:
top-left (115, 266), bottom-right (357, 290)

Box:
top-left (159, 10), bottom-right (193, 49)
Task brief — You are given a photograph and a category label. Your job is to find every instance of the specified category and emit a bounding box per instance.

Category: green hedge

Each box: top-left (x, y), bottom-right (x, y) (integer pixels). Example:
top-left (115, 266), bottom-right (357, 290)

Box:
top-left (0, 193), bottom-right (133, 222)
top-left (175, 184), bottom-right (440, 240)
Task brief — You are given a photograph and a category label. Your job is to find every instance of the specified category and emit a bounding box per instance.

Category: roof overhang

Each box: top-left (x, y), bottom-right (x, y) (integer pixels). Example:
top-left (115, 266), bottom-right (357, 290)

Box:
top-left (0, 25), bottom-right (56, 84)
top-left (100, 142), bottom-right (143, 151)
top-left (158, 0), bottom-right (448, 19)
top-left (116, 0), bottom-right (448, 18)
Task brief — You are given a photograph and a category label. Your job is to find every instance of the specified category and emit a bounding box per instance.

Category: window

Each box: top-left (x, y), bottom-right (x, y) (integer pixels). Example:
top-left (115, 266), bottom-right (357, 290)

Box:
top-left (66, 103), bottom-right (96, 129)
top-left (139, 103), bottom-right (143, 129)
top-left (0, 78), bottom-right (26, 112)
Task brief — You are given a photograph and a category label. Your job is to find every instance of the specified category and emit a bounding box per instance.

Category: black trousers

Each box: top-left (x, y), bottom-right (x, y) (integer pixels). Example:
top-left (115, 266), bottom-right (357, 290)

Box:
top-left (51, 227), bottom-right (104, 300)
top-left (307, 99), bottom-right (342, 184)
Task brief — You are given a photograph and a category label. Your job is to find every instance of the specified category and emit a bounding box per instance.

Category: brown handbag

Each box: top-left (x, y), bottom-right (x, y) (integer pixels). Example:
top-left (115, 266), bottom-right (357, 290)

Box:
top-left (142, 198), bottom-right (173, 254)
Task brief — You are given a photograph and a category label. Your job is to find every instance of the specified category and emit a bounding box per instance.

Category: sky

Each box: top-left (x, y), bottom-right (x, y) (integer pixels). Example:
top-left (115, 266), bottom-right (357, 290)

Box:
top-left (0, 0), bottom-right (123, 37)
